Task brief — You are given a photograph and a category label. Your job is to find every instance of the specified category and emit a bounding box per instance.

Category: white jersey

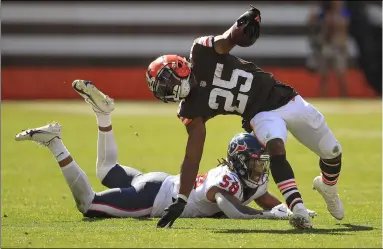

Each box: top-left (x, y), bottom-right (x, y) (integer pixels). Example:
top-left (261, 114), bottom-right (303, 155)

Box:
top-left (150, 165), bottom-right (268, 218)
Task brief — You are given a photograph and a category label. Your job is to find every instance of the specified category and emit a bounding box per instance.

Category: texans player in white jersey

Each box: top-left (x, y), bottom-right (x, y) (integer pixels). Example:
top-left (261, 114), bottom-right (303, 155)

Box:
top-left (15, 80), bottom-right (316, 221)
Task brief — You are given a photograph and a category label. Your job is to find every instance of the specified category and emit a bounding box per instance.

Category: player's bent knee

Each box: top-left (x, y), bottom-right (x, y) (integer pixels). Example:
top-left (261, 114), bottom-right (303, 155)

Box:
top-left (266, 138), bottom-right (286, 156)
top-left (318, 134), bottom-right (342, 159)
top-left (96, 165), bottom-right (115, 182)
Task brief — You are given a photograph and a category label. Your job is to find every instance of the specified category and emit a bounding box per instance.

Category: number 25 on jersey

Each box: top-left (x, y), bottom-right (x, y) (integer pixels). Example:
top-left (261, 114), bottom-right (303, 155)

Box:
top-left (208, 63), bottom-right (253, 114)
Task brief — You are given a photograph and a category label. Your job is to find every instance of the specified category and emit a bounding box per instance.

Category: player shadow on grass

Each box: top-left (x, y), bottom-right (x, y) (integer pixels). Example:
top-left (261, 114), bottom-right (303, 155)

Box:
top-left (212, 224), bottom-right (374, 235)
top-left (82, 217), bottom-right (153, 222)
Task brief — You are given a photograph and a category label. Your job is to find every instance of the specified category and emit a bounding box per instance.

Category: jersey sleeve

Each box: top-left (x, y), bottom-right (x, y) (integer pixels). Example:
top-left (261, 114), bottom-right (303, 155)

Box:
top-left (204, 168), bottom-right (244, 201)
top-left (189, 36), bottom-right (215, 63)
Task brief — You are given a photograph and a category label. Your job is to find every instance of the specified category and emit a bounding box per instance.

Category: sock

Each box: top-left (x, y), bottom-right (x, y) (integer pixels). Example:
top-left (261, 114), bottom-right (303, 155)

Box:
top-left (60, 160), bottom-right (95, 214)
top-left (320, 157), bottom-right (341, 186)
top-left (48, 138), bottom-right (70, 162)
top-left (270, 154), bottom-right (304, 211)
top-left (96, 112), bottom-right (112, 127)
top-left (96, 129), bottom-right (118, 181)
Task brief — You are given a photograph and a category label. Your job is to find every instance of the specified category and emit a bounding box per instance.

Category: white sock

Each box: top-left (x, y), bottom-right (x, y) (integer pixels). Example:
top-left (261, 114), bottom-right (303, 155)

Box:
top-left (61, 161), bottom-right (95, 214)
top-left (48, 138), bottom-right (70, 162)
top-left (96, 130), bottom-right (118, 181)
top-left (96, 113), bottom-right (111, 127)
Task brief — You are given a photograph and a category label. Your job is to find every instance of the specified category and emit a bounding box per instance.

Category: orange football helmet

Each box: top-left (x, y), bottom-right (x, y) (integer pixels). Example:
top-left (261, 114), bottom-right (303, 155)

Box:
top-left (146, 55), bottom-right (192, 102)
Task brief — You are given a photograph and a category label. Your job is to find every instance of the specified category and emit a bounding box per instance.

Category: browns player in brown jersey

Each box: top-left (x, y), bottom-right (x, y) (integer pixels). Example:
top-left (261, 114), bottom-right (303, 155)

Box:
top-left (147, 6), bottom-right (344, 229)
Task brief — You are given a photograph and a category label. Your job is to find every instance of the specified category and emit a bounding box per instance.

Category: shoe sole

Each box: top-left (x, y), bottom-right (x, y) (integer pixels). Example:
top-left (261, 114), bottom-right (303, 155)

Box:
top-left (72, 80), bottom-right (114, 113)
top-left (289, 216), bottom-right (312, 229)
top-left (15, 123), bottom-right (62, 144)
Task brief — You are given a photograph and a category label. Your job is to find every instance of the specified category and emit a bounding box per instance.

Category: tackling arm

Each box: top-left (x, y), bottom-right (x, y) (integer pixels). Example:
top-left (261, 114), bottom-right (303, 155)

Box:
top-left (208, 187), bottom-right (276, 219)
top-left (254, 191), bottom-right (282, 210)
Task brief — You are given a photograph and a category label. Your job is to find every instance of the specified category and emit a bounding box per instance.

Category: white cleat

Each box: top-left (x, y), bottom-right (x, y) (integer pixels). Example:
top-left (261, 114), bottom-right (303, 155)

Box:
top-left (72, 79), bottom-right (114, 114)
top-left (15, 122), bottom-right (62, 146)
top-left (313, 175), bottom-right (344, 220)
top-left (289, 205), bottom-right (312, 229)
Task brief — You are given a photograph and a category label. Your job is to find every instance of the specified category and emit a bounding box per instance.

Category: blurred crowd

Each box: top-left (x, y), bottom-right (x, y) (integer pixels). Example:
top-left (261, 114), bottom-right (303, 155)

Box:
top-left (306, 0), bottom-right (382, 97)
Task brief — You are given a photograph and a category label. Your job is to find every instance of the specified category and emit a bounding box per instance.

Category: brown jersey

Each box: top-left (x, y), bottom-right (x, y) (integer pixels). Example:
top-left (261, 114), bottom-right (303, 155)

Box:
top-left (177, 36), bottom-right (297, 131)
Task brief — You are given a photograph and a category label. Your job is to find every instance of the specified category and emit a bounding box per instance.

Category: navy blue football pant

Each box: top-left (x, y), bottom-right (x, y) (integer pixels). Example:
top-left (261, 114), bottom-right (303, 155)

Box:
top-left (83, 164), bottom-right (168, 218)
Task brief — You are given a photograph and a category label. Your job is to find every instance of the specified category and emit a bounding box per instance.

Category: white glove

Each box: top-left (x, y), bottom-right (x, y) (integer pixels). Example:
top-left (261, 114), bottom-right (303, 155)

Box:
top-left (270, 204), bottom-right (318, 220)
top-left (270, 204), bottom-right (292, 219)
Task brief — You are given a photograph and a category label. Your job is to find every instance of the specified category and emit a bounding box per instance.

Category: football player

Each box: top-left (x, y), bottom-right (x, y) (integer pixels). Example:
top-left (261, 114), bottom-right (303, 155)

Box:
top-left (146, 5), bottom-right (343, 229)
top-left (14, 80), bottom-right (317, 221)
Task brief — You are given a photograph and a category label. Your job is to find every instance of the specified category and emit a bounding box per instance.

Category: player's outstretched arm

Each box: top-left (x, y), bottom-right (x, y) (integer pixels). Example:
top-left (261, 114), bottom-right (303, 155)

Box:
top-left (179, 117), bottom-right (207, 198)
top-left (207, 187), bottom-right (277, 219)
top-left (214, 5), bottom-right (261, 54)
top-left (254, 192), bottom-right (318, 219)
top-left (157, 117), bottom-right (206, 228)
top-left (254, 191), bottom-right (282, 210)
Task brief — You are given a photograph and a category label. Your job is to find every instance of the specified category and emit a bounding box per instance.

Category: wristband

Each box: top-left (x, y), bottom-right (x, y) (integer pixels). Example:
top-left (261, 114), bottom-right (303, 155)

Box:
top-left (177, 194), bottom-right (188, 203)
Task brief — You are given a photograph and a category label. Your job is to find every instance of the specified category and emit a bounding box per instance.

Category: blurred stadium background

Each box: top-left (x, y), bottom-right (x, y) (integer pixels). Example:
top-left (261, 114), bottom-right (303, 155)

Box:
top-left (2, 0), bottom-right (381, 99)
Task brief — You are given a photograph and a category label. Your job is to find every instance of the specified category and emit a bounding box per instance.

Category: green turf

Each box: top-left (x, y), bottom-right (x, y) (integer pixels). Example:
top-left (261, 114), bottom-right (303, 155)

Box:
top-left (2, 100), bottom-right (382, 248)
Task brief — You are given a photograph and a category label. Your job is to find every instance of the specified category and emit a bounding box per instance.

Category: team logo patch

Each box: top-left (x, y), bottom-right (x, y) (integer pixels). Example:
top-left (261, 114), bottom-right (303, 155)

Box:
top-left (332, 145), bottom-right (339, 154)
top-left (200, 81), bottom-right (206, 87)
top-left (229, 141), bottom-right (247, 156)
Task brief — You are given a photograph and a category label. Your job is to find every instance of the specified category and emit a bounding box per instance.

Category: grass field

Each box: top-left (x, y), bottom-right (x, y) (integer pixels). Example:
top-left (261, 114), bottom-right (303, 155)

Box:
top-left (1, 99), bottom-right (382, 248)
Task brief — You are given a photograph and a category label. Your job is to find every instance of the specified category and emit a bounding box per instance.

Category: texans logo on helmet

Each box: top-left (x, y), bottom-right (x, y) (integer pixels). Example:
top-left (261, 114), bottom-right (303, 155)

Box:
top-left (229, 141), bottom-right (247, 156)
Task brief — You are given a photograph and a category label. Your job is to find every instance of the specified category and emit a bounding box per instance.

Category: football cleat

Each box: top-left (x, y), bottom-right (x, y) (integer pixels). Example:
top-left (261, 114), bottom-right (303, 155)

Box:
top-left (15, 122), bottom-right (62, 146)
top-left (313, 175), bottom-right (344, 220)
top-left (289, 206), bottom-right (312, 229)
top-left (72, 80), bottom-right (114, 114)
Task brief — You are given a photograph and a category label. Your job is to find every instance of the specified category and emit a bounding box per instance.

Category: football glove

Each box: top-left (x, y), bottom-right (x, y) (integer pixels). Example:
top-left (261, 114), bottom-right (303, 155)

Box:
top-left (157, 197), bottom-right (186, 228)
top-left (236, 5), bottom-right (261, 45)
top-left (270, 204), bottom-right (318, 220)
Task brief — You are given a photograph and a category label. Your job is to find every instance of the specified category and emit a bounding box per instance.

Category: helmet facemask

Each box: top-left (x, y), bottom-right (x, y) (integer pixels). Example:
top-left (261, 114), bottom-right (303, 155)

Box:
top-left (150, 65), bottom-right (191, 103)
top-left (234, 153), bottom-right (270, 188)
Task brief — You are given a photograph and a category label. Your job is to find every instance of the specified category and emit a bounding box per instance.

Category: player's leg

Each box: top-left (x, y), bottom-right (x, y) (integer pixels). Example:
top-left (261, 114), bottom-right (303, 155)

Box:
top-left (249, 112), bottom-right (312, 229)
top-left (279, 95), bottom-right (344, 220)
top-left (84, 172), bottom-right (169, 218)
top-left (95, 123), bottom-right (143, 188)
top-left (72, 79), bottom-right (143, 189)
top-left (15, 123), bottom-right (95, 214)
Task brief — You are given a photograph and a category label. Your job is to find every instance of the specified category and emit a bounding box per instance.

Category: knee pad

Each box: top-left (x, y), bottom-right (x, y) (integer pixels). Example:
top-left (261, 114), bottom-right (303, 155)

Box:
top-left (318, 133), bottom-right (342, 159)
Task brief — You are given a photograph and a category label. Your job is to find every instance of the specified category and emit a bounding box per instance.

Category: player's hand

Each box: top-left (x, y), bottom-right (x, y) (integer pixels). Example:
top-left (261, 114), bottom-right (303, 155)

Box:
top-left (270, 204), bottom-right (292, 219)
top-left (236, 5), bottom-right (261, 42)
top-left (271, 204), bottom-right (318, 219)
top-left (157, 197), bottom-right (187, 228)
